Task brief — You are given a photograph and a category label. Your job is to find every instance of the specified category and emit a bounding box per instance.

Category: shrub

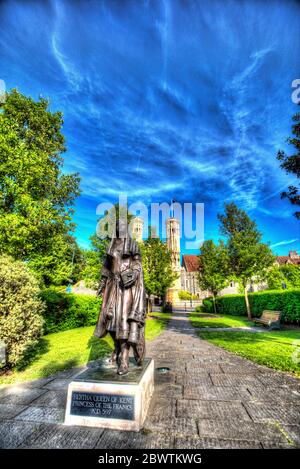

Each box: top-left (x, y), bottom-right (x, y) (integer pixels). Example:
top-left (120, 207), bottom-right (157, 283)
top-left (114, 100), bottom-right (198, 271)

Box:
top-left (40, 288), bottom-right (101, 334)
top-left (178, 290), bottom-right (198, 300)
top-left (201, 298), bottom-right (214, 314)
top-left (0, 255), bottom-right (44, 368)
top-left (202, 289), bottom-right (300, 323)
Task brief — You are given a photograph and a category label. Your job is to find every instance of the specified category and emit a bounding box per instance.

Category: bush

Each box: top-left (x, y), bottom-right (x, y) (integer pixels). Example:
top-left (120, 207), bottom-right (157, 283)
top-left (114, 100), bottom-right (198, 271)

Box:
top-left (40, 288), bottom-right (101, 334)
top-left (178, 290), bottom-right (198, 301)
top-left (201, 298), bottom-right (214, 314)
top-left (201, 289), bottom-right (300, 323)
top-left (0, 255), bottom-right (44, 368)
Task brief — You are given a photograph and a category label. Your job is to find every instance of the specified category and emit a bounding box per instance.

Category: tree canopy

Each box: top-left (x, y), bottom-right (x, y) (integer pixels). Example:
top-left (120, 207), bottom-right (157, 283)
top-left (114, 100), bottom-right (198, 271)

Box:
top-left (198, 239), bottom-right (230, 313)
top-left (218, 203), bottom-right (274, 318)
top-left (140, 231), bottom-right (178, 301)
top-left (277, 105), bottom-right (300, 218)
top-left (82, 234), bottom-right (110, 289)
top-left (0, 89), bottom-right (81, 261)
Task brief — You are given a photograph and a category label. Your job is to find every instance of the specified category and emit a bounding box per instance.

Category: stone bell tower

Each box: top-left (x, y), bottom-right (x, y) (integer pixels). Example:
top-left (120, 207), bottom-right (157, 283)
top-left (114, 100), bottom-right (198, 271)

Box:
top-left (166, 217), bottom-right (181, 303)
top-left (131, 216), bottom-right (144, 242)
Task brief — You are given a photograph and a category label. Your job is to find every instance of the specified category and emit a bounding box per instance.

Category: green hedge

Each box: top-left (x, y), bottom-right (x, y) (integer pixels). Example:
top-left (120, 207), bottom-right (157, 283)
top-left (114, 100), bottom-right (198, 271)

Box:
top-left (201, 289), bottom-right (300, 323)
top-left (40, 289), bottom-right (101, 334)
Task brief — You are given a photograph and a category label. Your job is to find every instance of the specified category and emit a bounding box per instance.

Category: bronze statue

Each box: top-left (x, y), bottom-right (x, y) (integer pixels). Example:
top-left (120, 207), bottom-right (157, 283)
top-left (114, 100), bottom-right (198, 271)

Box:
top-left (94, 218), bottom-right (146, 375)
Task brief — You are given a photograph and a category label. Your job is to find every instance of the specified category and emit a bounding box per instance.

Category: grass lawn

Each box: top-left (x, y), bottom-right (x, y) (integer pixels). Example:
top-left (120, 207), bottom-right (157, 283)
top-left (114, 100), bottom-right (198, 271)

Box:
top-left (199, 329), bottom-right (300, 376)
top-left (0, 314), bottom-right (170, 385)
top-left (189, 312), bottom-right (253, 329)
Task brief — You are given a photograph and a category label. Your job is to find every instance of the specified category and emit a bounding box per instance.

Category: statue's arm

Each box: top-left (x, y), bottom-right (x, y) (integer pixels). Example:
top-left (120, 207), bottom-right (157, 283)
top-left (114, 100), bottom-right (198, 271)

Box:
top-left (131, 253), bottom-right (142, 278)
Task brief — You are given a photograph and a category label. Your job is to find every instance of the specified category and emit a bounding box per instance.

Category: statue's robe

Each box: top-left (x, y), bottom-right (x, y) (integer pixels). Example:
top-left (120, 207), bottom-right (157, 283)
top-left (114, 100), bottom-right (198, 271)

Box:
top-left (94, 236), bottom-right (146, 343)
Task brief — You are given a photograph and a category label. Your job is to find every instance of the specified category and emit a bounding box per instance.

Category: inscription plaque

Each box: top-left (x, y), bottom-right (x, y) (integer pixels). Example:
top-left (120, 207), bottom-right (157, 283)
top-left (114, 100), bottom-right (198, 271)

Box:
top-left (70, 391), bottom-right (135, 420)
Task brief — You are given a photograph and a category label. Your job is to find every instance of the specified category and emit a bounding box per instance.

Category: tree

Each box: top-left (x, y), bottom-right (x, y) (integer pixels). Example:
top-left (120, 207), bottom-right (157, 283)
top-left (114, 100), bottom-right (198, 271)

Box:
top-left (140, 232), bottom-right (178, 311)
top-left (82, 234), bottom-right (110, 288)
top-left (267, 264), bottom-right (300, 290)
top-left (82, 203), bottom-right (134, 288)
top-left (0, 89), bottom-right (81, 262)
top-left (218, 203), bottom-right (274, 318)
top-left (0, 255), bottom-right (44, 368)
top-left (277, 105), bottom-right (300, 218)
top-left (28, 234), bottom-right (84, 287)
top-left (197, 240), bottom-right (230, 314)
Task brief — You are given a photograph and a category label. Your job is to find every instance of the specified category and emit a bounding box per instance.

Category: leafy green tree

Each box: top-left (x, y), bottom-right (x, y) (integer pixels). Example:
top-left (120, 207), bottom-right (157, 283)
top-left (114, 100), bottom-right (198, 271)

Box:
top-left (277, 105), bottom-right (300, 218)
top-left (267, 264), bottom-right (300, 290)
top-left (0, 255), bottom-right (44, 368)
top-left (28, 235), bottom-right (84, 287)
top-left (197, 240), bottom-right (230, 314)
top-left (82, 234), bottom-right (110, 288)
top-left (0, 89), bottom-right (80, 262)
top-left (82, 203), bottom-right (134, 288)
top-left (140, 231), bottom-right (178, 310)
top-left (282, 264), bottom-right (300, 288)
top-left (266, 266), bottom-right (285, 290)
top-left (218, 203), bottom-right (274, 318)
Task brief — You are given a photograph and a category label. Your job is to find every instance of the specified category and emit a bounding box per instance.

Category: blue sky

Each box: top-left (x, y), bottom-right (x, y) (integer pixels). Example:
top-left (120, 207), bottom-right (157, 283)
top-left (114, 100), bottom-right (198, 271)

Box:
top-left (0, 0), bottom-right (300, 256)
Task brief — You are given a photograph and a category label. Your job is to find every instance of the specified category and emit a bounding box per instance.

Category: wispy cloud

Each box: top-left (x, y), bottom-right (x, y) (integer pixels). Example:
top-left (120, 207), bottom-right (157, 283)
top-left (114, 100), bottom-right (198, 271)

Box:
top-left (0, 0), bottom-right (299, 252)
top-left (271, 239), bottom-right (298, 249)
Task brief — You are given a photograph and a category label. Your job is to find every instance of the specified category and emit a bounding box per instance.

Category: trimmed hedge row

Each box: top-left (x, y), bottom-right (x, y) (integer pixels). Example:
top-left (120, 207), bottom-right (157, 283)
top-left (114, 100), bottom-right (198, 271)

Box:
top-left (40, 289), bottom-right (101, 334)
top-left (201, 289), bottom-right (300, 323)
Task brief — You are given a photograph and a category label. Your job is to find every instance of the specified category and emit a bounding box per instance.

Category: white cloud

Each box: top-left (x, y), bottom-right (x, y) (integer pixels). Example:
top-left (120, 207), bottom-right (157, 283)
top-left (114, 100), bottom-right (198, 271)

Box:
top-left (270, 238), bottom-right (298, 248)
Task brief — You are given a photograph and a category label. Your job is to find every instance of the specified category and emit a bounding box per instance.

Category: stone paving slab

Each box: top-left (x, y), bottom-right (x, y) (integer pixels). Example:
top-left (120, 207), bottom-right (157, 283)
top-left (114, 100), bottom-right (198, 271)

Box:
top-left (183, 384), bottom-right (251, 401)
top-left (0, 386), bottom-right (47, 405)
top-left (210, 373), bottom-right (262, 387)
top-left (176, 375), bottom-right (213, 386)
top-left (0, 420), bottom-right (41, 448)
top-left (197, 419), bottom-right (289, 444)
top-left (247, 385), bottom-right (300, 402)
top-left (281, 425), bottom-right (300, 447)
top-left (95, 429), bottom-right (174, 449)
top-left (43, 378), bottom-right (73, 391)
top-left (175, 437), bottom-right (262, 449)
top-left (20, 423), bottom-right (103, 449)
top-left (244, 402), bottom-right (300, 425)
top-left (176, 399), bottom-right (251, 421)
top-left (256, 373), bottom-right (300, 389)
top-left (0, 309), bottom-right (299, 449)
top-left (31, 390), bottom-right (68, 408)
top-left (185, 364), bottom-right (224, 373)
top-left (19, 377), bottom-right (55, 388)
top-left (154, 383), bottom-right (183, 399)
top-left (219, 363), bottom-right (262, 374)
top-left (143, 416), bottom-right (198, 437)
top-left (0, 404), bottom-right (28, 420)
top-left (15, 406), bottom-right (65, 424)
top-left (148, 397), bottom-right (177, 419)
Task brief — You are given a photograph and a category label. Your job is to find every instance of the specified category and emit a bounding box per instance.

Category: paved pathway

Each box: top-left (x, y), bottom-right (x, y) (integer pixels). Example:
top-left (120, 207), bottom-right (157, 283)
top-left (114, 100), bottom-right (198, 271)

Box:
top-left (195, 326), bottom-right (267, 332)
top-left (0, 311), bottom-right (300, 449)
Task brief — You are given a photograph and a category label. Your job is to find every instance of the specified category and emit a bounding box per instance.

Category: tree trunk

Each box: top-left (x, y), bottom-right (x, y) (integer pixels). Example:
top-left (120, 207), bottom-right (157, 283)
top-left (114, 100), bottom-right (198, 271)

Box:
top-left (244, 286), bottom-right (251, 319)
top-left (212, 294), bottom-right (217, 315)
top-left (146, 296), bottom-right (151, 315)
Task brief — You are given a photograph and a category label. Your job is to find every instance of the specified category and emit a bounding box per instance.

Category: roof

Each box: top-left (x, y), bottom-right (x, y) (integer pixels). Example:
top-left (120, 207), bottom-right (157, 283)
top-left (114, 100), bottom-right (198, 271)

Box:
top-left (276, 256), bottom-right (300, 265)
top-left (182, 255), bottom-right (200, 272)
top-left (276, 256), bottom-right (290, 265)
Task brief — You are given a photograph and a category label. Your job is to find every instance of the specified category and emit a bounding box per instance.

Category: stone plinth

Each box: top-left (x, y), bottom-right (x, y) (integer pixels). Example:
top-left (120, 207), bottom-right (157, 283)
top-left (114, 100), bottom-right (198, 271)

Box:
top-left (64, 358), bottom-right (154, 432)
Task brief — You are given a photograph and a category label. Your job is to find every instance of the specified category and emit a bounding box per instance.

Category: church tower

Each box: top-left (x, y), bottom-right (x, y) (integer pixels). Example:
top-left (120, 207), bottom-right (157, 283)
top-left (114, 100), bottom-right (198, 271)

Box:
top-left (131, 216), bottom-right (144, 242)
top-left (166, 217), bottom-right (181, 303)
